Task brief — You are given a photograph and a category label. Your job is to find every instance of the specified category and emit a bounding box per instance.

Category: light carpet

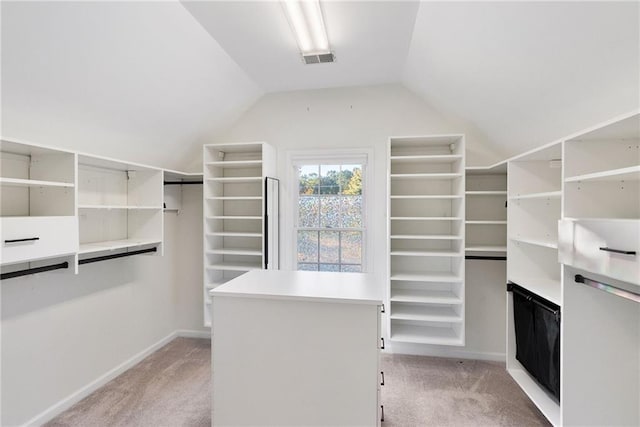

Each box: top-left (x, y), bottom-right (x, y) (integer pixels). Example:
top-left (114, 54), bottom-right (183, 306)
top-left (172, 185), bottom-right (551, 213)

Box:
top-left (47, 337), bottom-right (549, 426)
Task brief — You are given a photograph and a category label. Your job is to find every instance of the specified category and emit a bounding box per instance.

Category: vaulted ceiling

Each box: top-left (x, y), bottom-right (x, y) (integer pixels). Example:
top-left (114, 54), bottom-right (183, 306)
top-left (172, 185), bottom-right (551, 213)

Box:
top-left (2, 1), bottom-right (638, 169)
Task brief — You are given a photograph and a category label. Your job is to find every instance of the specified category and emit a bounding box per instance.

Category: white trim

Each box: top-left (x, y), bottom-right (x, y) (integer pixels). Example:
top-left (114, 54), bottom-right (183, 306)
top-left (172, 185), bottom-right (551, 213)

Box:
top-left (387, 342), bottom-right (505, 362)
top-left (175, 329), bottom-right (211, 339)
top-left (22, 331), bottom-right (178, 427)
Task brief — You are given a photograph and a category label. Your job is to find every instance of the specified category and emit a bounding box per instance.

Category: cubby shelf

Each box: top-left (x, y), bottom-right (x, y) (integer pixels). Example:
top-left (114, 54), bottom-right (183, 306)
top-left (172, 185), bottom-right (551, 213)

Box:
top-left (466, 220), bottom-right (507, 225)
top-left (390, 154), bottom-right (463, 163)
top-left (206, 261), bottom-right (262, 272)
top-left (390, 324), bottom-right (463, 346)
top-left (390, 306), bottom-right (463, 323)
top-left (206, 248), bottom-right (262, 256)
top-left (465, 190), bottom-right (507, 196)
top-left (390, 250), bottom-right (462, 257)
top-left (390, 234), bottom-right (462, 240)
top-left (390, 272), bottom-right (463, 283)
top-left (390, 195), bottom-right (462, 200)
top-left (205, 160), bottom-right (262, 168)
top-left (390, 216), bottom-right (462, 221)
top-left (390, 289), bottom-right (462, 304)
top-left (465, 245), bottom-right (507, 252)
top-left (206, 196), bottom-right (262, 201)
top-left (206, 232), bottom-right (262, 238)
top-left (0, 177), bottom-right (74, 188)
top-left (565, 165), bottom-right (640, 183)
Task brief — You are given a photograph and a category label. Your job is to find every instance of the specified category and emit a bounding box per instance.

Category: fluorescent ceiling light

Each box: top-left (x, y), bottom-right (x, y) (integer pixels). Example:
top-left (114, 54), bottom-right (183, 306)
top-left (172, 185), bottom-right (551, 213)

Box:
top-left (282, 0), bottom-right (330, 55)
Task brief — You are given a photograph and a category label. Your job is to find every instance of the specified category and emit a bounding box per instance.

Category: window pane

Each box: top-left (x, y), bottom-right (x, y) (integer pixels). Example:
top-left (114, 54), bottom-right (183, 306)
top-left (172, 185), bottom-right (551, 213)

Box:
top-left (341, 264), bottom-right (362, 272)
top-left (320, 165), bottom-right (340, 194)
top-left (319, 230), bottom-right (339, 263)
top-left (319, 263), bottom-right (340, 272)
top-left (298, 196), bottom-right (319, 227)
top-left (341, 231), bottom-right (362, 264)
top-left (319, 196), bottom-right (341, 228)
top-left (341, 195), bottom-right (362, 228)
top-left (340, 165), bottom-right (362, 195)
top-left (299, 165), bottom-right (319, 195)
top-left (297, 231), bottom-right (318, 263)
top-left (298, 263), bottom-right (319, 271)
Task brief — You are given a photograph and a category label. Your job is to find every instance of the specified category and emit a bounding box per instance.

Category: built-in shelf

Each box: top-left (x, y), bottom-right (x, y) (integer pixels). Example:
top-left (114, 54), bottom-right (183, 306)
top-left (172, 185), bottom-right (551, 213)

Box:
top-left (206, 196), bottom-right (262, 201)
top-left (390, 272), bottom-right (463, 283)
top-left (206, 216), bottom-right (262, 220)
top-left (465, 190), bottom-right (507, 196)
top-left (565, 165), bottom-right (640, 183)
top-left (509, 191), bottom-right (561, 200)
top-left (0, 177), bottom-right (74, 188)
top-left (207, 232), bottom-right (262, 238)
top-left (389, 154), bottom-right (463, 163)
top-left (390, 195), bottom-right (463, 200)
top-left (206, 261), bottom-right (262, 272)
top-left (465, 220), bottom-right (507, 225)
top-left (206, 248), bottom-right (262, 256)
top-left (390, 324), bottom-right (463, 346)
top-left (79, 238), bottom-right (161, 255)
top-left (78, 205), bottom-right (160, 210)
top-left (509, 236), bottom-right (558, 249)
top-left (390, 216), bottom-right (463, 221)
top-left (206, 177), bottom-right (262, 183)
top-left (390, 173), bottom-right (463, 180)
top-left (465, 246), bottom-right (507, 253)
top-left (205, 160), bottom-right (262, 168)
top-left (390, 305), bottom-right (462, 323)
top-left (390, 234), bottom-right (462, 240)
top-left (508, 275), bottom-right (561, 306)
top-left (390, 289), bottom-right (463, 304)
top-left (390, 250), bottom-right (462, 257)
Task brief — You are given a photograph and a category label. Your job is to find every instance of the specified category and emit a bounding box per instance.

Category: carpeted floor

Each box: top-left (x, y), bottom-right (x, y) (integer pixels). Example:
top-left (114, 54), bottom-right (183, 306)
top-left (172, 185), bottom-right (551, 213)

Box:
top-left (47, 337), bottom-right (550, 426)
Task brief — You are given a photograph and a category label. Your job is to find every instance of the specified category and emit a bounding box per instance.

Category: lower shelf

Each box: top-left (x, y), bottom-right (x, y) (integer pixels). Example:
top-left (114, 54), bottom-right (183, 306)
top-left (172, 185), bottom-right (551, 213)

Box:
top-left (390, 323), bottom-right (464, 346)
top-left (507, 367), bottom-right (560, 426)
top-left (390, 289), bottom-right (462, 305)
top-left (206, 262), bottom-right (261, 272)
top-left (79, 238), bottom-right (161, 255)
top-left (390, 304), bottom-right (462, 323)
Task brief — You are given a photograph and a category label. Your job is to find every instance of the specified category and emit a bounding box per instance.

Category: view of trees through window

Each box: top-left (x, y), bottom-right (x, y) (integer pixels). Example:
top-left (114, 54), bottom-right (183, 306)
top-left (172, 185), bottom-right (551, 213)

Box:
top-left (296, 164), bottom-right (364, 272)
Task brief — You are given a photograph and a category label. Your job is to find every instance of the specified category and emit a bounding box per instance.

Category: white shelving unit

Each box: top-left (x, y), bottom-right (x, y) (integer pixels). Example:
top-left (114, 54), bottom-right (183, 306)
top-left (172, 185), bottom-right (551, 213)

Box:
top-left (0, 140), bottom-right (78, 275)
top-left (387, 135), bottom-right (465, 346)
top-left (77, 155), bottom-right (164, 262)
top-left (506, 142), bottom-right (562, 425)
top-left (202, 142), bottom-right (276, 327)
top-left (465, 164), bottom-right (507, 255)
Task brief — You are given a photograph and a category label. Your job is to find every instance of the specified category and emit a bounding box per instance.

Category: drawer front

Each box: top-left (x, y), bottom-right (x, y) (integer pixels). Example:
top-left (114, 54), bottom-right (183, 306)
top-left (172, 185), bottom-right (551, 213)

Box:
top-left (1, 216), bottom-right (78, 265)
top-left (559, 219), bottom-right (639, 285)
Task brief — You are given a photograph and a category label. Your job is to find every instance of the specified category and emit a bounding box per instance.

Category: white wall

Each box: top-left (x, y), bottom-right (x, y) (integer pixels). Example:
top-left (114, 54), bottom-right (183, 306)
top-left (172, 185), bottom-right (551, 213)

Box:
top-left (1, 186), bottom-right (204, 426)
top-left (212, 84), bottom-right (507, 359)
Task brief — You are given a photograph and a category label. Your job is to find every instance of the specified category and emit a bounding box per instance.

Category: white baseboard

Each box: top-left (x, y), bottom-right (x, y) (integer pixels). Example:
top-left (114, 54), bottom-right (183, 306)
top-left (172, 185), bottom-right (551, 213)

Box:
top-left (387, 342), bottom-right (505, 362)
top-left (175, 329), bottom-right (210, 339)
top-left (24, 331), bottom-right (178, 427)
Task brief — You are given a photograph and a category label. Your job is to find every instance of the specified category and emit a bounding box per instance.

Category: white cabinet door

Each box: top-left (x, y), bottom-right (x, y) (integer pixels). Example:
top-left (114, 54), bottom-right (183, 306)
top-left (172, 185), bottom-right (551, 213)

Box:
top-left (559, 219), bottom-right (639, 285)
top-left (1, 216), bottom-right (78, 265)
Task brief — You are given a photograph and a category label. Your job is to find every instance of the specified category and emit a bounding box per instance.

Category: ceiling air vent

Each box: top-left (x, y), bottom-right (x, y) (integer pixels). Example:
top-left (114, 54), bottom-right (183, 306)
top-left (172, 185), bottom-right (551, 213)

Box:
top-left (302, 52), bottom-right (335, 65)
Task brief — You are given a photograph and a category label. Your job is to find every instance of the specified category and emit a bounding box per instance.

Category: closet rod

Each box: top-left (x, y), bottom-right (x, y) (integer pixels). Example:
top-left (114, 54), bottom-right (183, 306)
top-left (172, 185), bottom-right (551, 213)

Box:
top-left (575, 274), bottom-right (640, 303)
top-left (465, 255), bottom-right (507, 261)
top-left (163, 181), bottom-right (203, 185)
top-left (1, 261), bottom-right (69, 280)
top-left (79, 247), bottom-right (157, 265)
top-left (507, 282), bottom-right (560, 317)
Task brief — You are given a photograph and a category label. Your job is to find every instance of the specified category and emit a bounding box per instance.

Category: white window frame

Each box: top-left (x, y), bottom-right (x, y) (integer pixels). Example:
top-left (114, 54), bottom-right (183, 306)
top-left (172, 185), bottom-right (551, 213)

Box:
top-left (287, 149), bottom-right (373, 273)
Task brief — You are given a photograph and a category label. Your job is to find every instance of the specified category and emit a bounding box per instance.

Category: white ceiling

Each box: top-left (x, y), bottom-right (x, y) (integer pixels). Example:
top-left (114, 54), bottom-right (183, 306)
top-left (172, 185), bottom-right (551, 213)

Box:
top-left (1, 1), bottom-right (638, 168)
top-left (1, 1), bottom-right (262, 169)
top-left (403, 1), bottom-right (640, 158)
top-left (182, 1), bottom-right (419, 92)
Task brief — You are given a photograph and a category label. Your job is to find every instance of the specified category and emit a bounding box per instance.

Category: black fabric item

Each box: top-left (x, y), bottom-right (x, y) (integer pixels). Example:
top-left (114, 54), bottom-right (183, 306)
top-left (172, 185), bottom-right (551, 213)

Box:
top-left (513, 292), bottom-right (538, 379)
top-left (534, 305), bottom-right (561, 400)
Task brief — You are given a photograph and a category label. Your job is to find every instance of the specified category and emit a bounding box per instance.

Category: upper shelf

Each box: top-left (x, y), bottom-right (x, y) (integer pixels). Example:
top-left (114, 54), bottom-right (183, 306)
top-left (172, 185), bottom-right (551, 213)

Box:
top-left (205, 160), bottom-right (263, 169)
top-left (0, 177), bottom-right (74, 188)
top-left (390, 154), bottom-right (462, 163)
top-left (390, 173), bottom-right (463, 180)
top-left (565, 165), bottom-right (640, 183)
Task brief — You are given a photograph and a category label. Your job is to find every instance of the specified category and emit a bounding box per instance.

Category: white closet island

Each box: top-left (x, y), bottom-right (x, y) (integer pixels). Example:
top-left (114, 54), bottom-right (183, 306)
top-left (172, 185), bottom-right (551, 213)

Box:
top-left (210, 270), bottom-right (385, 426)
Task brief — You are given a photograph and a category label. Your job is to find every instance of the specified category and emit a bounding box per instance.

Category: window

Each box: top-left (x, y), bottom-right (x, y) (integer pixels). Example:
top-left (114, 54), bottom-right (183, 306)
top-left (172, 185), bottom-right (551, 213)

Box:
top-left (295, 162), bottom-right (365, 272)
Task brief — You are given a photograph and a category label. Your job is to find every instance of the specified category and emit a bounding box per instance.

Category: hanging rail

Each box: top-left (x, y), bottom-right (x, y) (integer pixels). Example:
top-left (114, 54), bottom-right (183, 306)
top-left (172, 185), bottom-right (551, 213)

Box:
top-left (466, 255), bottom-right (507, 261)
top-left (507, 282), bottom-right (561, 319)
top-left (575, 274), bottom-right (640, 303)
top-left (79, 247), bottom-right (157, 265)
top-left (1, 261), bottom-right (69, 280)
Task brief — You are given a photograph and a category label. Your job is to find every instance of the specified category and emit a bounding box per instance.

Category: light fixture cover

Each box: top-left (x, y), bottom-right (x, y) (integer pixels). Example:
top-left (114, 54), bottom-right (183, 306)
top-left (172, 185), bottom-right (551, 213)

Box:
top-left (282, 0), bottom-right (330, 55)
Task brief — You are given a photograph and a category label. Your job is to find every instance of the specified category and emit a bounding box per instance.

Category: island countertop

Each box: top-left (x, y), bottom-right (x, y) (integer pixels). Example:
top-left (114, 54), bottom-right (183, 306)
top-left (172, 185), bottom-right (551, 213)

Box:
top-left (210, 269), bottom-right (384, 306)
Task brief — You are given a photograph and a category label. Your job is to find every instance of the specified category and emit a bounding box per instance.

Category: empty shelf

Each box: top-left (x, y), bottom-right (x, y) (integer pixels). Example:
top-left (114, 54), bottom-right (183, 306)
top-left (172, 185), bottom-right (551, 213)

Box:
top-left (465, 246), bottom-right (507, 253)
top-left (509, 191), bottom-right (561, 200)
top-left (206, 248), bottom-right (262, 256)
top-left (206, 177), bottom-right (262, 183)
top-left (390, 272), bottom-right (463, 283)
top-left (390, 195), bottom-right (462, 200)
top-left (205, 160), bottom-right (262, 169)
top-left (466, 220), bottom-right (507, 225)
top-left (508, 275), bottom-right (561, 306)
top-left (565, 165), bottom-right (640, 183)
top-left (390, 250), bottom-right (462, 257)
top-left (206, 261), bottom-right (262, 272)
top-left (79, 238), bottom-right (161, 255)
top-left (390, 216), bottom-right (462, 221)
top-left (390, 305), bottom-right (462, 323)
top-left (207, 232), bottom-right (262, 238)
top-left (390, 173), bottom-right (463, 180)
top-left (390, 234), bottom-right (462, 240)
top-left (390, 154), bottom-right (463, 163)
top-left (390, 323), bottom-right (463, 346)
top-left (207, 196), bottom-right (262, 201)
top-left (0, 177), bottom-right (74, 188)
top-left (465, 191), bottom-right (507, 196)
top-left (390, 289), bottom-right (462, 304)
top-left (509, 236), bottom-right (558, 249)
top-left (78, 205), bottom-right (160, 210)
top-left (206, 215), bottom-right (262, 220)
